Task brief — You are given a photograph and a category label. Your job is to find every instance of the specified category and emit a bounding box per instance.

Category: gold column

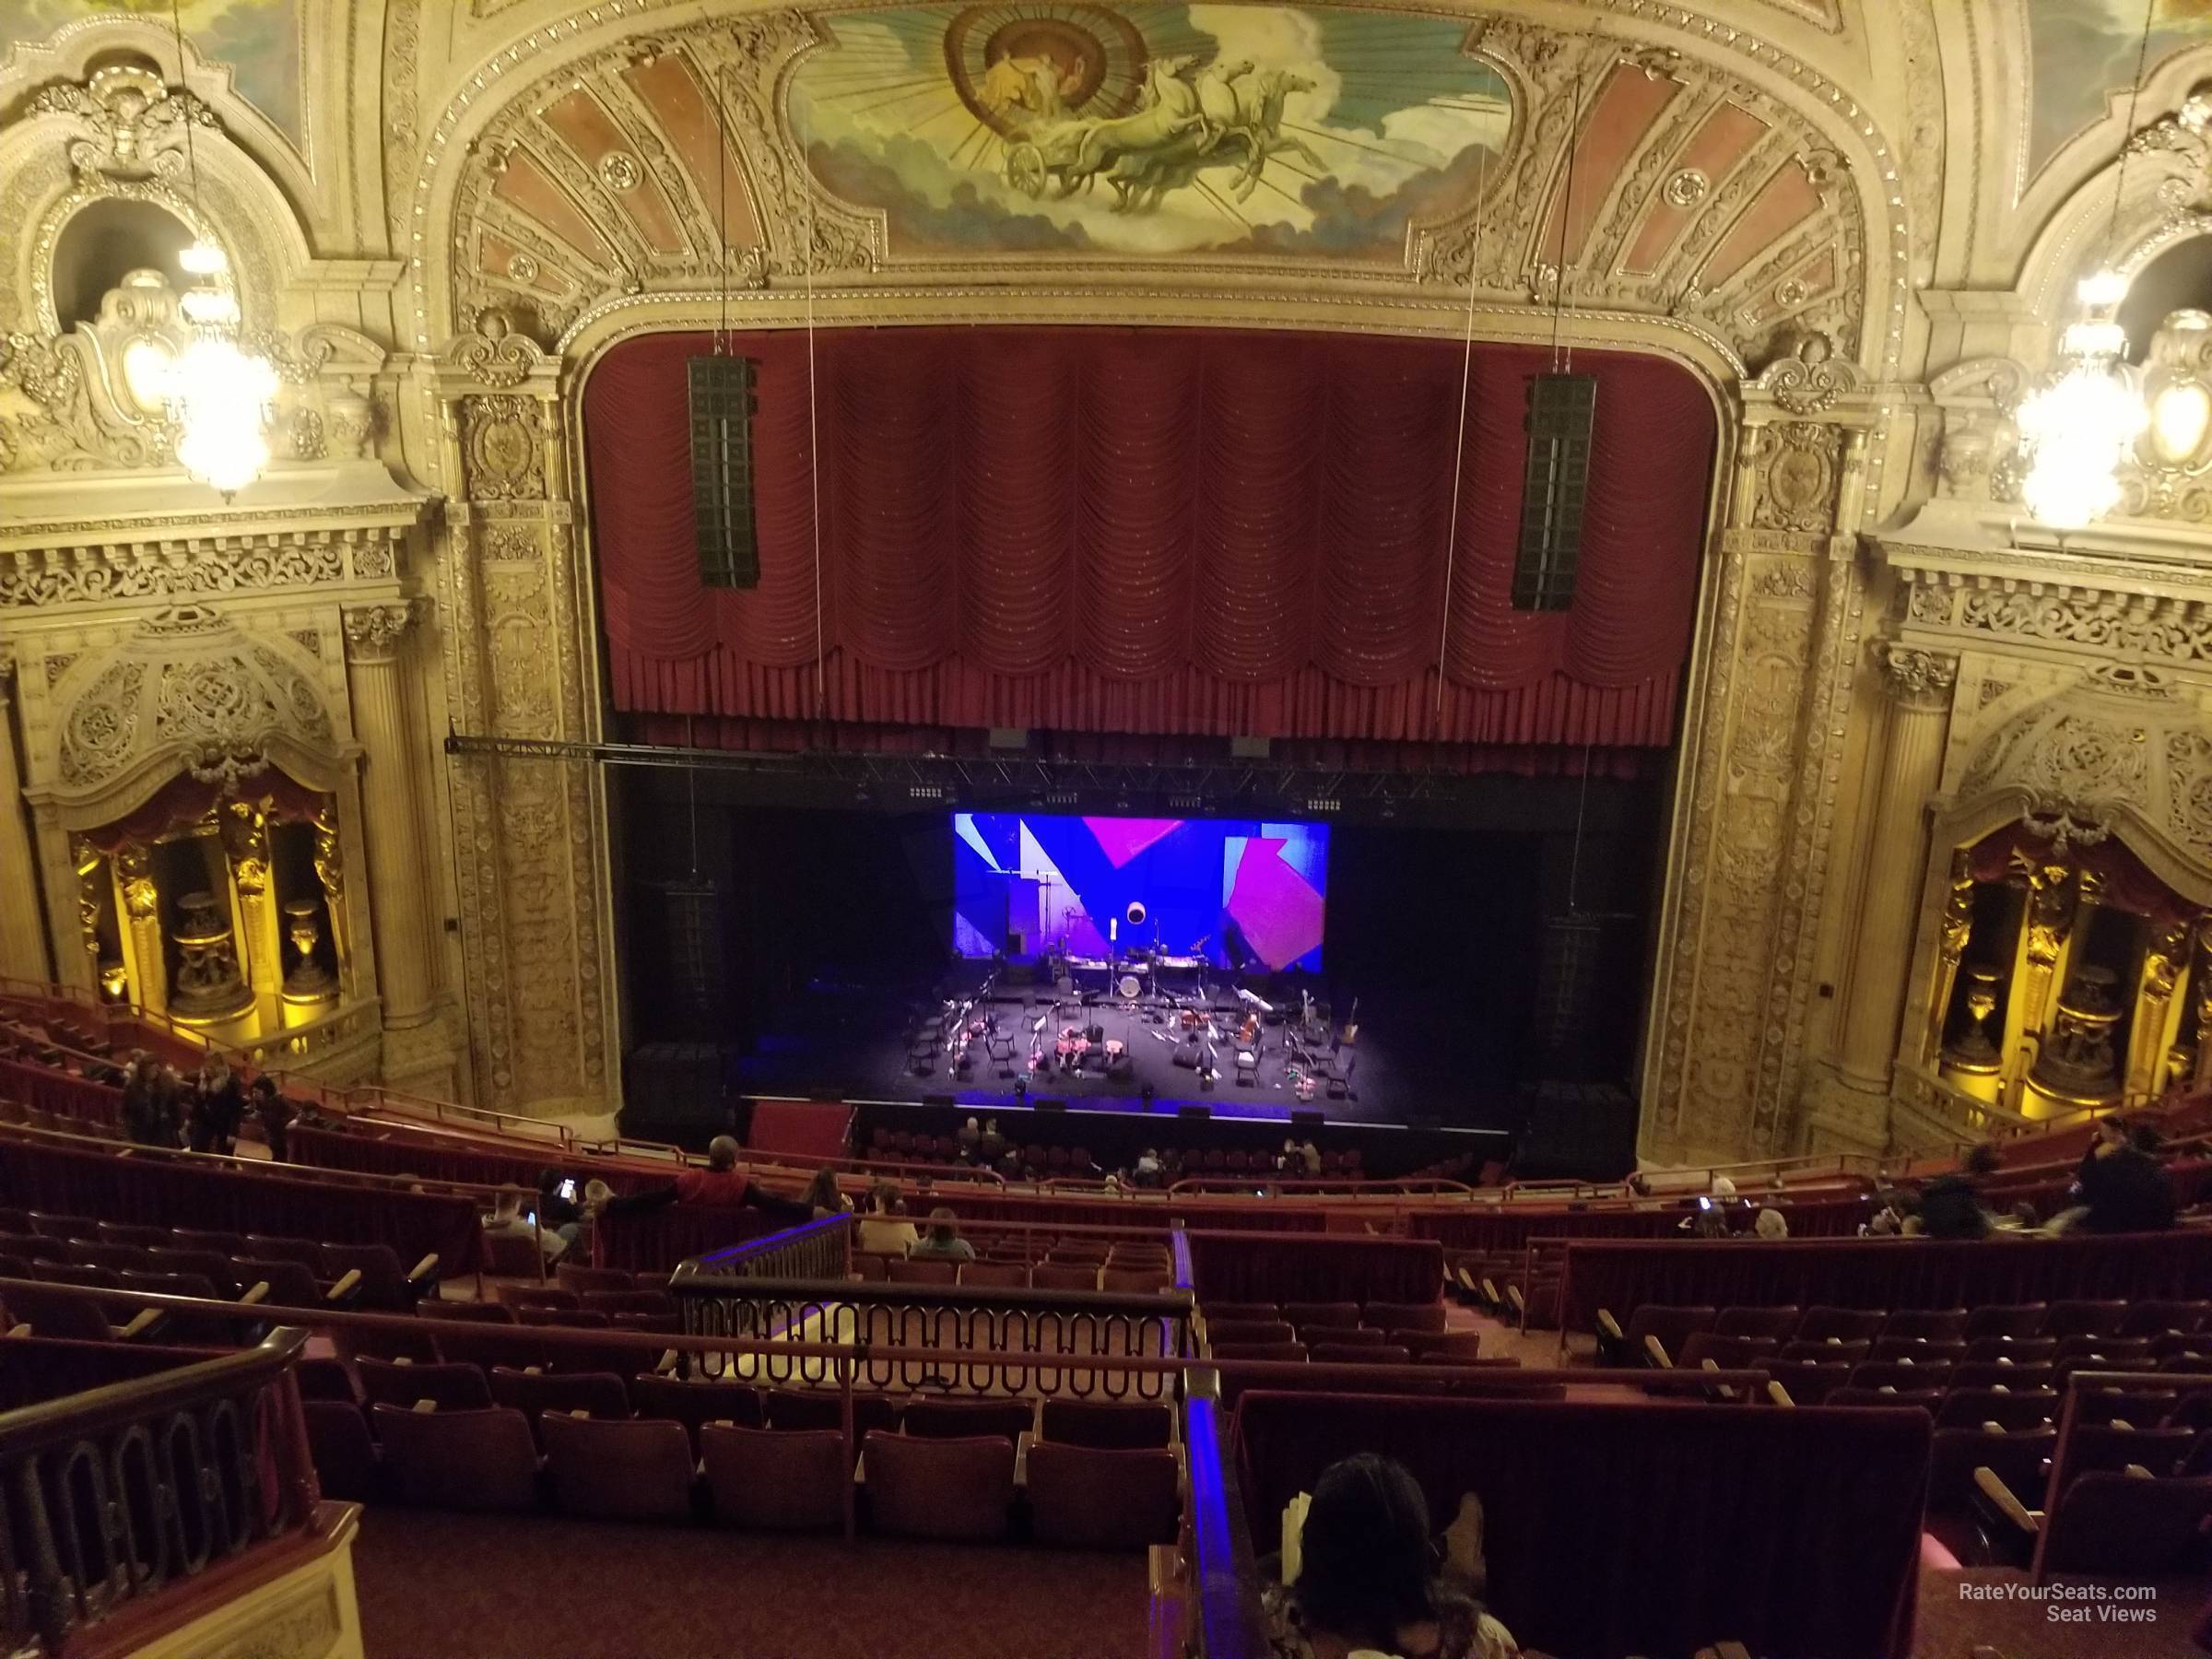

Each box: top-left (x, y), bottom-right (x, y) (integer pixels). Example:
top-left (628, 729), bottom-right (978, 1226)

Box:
top-left (342, 601), bottom-right (435, 1028)
top-left (1924, 848), bottom-right (1976, 1066)
top-left (69, 836), bottom-right (105, 987)
top-left (114, 843), bottom-right (167, 1014)
top-left (0, 660), bottom-right (52, 987)
top-left (2127, 918), bottom-right (2190, 1102)
top-left (220, 798), bottom-right (282, 1026)
top-left (312, 804), bottom-right (352, 996)
top-left (2193, 919), bottom-right (2212, 1091)
top-left (1835, 643), bottom-right (1959, 1090)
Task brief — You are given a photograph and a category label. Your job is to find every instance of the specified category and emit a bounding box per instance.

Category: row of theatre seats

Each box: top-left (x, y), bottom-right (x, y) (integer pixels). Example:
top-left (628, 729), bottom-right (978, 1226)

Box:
top-left (864, 1125), bottom-right (1369, 1177)
top-left (852, 1253), bottom-right (1171, 1293)
top-left (297, 1349), bottom-right (1182, 1548)
top-left (1199, 1298), bottom-right (1487, 1369)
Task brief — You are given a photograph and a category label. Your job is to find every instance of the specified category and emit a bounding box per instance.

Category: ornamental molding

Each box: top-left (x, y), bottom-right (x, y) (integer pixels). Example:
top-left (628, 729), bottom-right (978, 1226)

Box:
top-left (0, 523), bottom-right (414, 609)
top-left (1879, 641), bottom-right (1958, 709)
top-left (341, 599), bottom-right (424, 664)
top-left (1884, 558), bottom-right (2212, 670)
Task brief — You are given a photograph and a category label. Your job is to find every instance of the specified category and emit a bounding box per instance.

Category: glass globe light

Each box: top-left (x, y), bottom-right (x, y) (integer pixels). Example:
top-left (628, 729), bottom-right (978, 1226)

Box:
top-left (170, 335), bottom-right (277, 497)
top-left (2016, 272), bottom-right (2146, 529)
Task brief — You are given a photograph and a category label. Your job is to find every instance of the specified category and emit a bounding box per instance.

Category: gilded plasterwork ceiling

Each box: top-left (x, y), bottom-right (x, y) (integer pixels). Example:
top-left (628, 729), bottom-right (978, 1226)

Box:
top-left (448, 4), bottom-right (1866, 369)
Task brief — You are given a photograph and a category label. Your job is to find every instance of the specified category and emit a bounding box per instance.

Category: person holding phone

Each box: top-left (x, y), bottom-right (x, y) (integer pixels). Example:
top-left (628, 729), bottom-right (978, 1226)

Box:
top-left (535, 1168), bottom-right (585, 1252)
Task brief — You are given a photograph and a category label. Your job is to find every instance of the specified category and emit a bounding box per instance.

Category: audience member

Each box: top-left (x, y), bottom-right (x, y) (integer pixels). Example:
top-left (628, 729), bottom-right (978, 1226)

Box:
top-left (805, 1166), bottom-right (852, 1218)
top-left (600, 1136), bottom-right (811, 1222)
top-left (1915, 1142), bottom-right (2000, 1240)
top-left (856, 1181), bottom-right (920, 1255)
top-left (1753, 1206), bottom-right (1789, 1241)
top-left (535, 1168), bottom-right (584, 1251)
top-left (955, 1116), bottom-right (982, 1161)
top-left (1270, 1453), bottom-right (1519, 1659)
top-left (1300, 1139), bottom-right (1324, 1178)
top-left (120, 1054), bottom-right (175, 1148)
top-left (484, 1190), bottom-right (567, 1263)
top-left (907, 1206), bottom-right (976, 1263)
top-left (249, 1075), bottom-right (295, 1161)
top-left (185, 1057), bottom-right (245, 1156)
top-left (978, 1117), bottom-right (1006, 1164)
top-left (2074, 1115), bottom-right (2176, 1234)
top-left (1134, 1147), bottom-right (1163, 1188)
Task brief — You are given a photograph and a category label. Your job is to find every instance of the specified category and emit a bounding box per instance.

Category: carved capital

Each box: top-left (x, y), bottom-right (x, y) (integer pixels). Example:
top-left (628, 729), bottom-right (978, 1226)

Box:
top-left (439, 308), bottom-right (548, 390)
top-left (1879, 642), bottom-right (1958, 711)
top-left (342, 601), bottom-right (420, 665)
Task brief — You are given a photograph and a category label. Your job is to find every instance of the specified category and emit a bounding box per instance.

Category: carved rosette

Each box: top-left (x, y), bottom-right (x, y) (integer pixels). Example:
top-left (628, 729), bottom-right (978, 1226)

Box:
top-left (1879, 643), bottom-right (1959, 712)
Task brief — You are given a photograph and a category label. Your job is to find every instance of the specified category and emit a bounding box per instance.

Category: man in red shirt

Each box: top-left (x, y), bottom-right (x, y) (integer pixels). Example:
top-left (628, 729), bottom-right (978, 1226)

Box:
top-left (604, 1137), bottom-right (810, 1222)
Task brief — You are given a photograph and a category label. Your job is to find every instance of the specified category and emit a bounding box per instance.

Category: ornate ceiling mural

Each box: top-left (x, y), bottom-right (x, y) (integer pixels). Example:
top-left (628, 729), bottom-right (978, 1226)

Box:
top-left (2026, 0), bottom-right (2212, 182)
top-left (788, 3), bottom-right (1513, 259)
top-left (443, 6), bottom-right (1870, 372)
top-left (0, 0), bottom-right (304, 153)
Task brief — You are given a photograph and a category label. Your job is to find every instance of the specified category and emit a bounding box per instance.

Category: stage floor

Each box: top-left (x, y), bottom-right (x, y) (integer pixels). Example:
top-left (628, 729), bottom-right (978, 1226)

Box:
top-left (734, 963), bottom-right (1523, 1133)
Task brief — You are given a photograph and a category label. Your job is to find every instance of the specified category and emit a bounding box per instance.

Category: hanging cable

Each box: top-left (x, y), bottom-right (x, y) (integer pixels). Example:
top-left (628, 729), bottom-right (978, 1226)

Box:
top-left (712, 62), bottom-right (731, 354)
top-left (1433, 146), bottom-right (1488, 725)
top-left (1549, 61), bottom-right (1591, 374)
top-left (1567, 740), bottom-right (1594, 916)
top-left (804, 190), bottom-right (826, 720)
top-left (2103, 0), bottom-right (2158, 265)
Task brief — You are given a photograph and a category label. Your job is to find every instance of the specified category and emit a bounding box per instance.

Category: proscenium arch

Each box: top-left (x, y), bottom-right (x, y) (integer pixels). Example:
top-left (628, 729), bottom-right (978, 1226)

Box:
top-left (406, 0), bottom-right (1911, 378)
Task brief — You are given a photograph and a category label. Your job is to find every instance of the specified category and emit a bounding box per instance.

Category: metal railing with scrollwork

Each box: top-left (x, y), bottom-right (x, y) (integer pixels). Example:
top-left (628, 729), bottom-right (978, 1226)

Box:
top-left (693, 1212), bottom-right (853, 1283)
top-left (0, 1327), bottom-right (323, 1655)
top-left (669, 1266), bottom-right (1191, 1401)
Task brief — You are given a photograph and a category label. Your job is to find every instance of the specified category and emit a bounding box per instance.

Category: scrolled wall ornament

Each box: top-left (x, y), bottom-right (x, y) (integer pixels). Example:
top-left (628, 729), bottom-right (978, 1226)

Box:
top-left (1879, 642), bottom-right (1959, 709)
top-left (27, 63), bottom-right (213, 184)
top-left (1756, 329), bottom-right (1857, 416)
top-left (445, 310), bottom-right (546, 391)
top-left (341, 601), bottom-right (420, 662)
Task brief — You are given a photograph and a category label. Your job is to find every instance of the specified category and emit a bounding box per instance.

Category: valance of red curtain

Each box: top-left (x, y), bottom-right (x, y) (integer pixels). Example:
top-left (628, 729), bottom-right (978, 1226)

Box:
top-left (1968, 820), bottom-right (2199, 924)
top-left (583, 328), bottom-right (1716, 747)
top-left (76, 771), bottom-right (327, 857)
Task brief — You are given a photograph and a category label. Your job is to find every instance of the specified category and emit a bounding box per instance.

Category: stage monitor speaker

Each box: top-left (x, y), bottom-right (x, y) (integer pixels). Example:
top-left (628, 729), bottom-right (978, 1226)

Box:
top-left (1178, 1104), bottom-right (1210, 1121)
top-left (1290, 1109), bottom-right (1324, 1130)
top-left (687, 355), bottom-right (760, 588)
top-left (1035, 1098), bottom-right (1066, 1114)
top-left (1512, 372), bottom-right (1596, 611)
top-left (661, 879), bottom-right (727, 1035)
top-left (922, 1092), bottom-right (956, 1109)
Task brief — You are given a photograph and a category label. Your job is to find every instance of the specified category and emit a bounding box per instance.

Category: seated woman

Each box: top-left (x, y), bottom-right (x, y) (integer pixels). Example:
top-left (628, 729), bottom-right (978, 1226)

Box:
top-left (905, 1206), bottom-right (976, 1263)
top-left (1266, 1453), bottom-right (1519, 1659)
top-left (855, 1181), bottom-right (920, 1255)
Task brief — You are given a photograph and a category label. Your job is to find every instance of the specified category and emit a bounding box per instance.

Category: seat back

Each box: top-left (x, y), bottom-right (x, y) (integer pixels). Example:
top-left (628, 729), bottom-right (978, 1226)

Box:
top-left (1759, 1359), bottom-right (1852, 1406)
top-left (1312, 1343), bottom-right (1411, 1366)
top-left (1963, 1302), bottom-right (2048, 1340)
top-left (1100, 1267), bottom-right (1170, 1293)
top-left (1028, 1442), bottom-right (1181, 1548)
top-left (1207, 1320), bottom-right (1292, 1347)
top-left (1300, 1324), bottom-right (1383, 1348)
top-left (488, 1367), bottom-right (632, 1443)
top-left (300, 1401), bottom-right (378, 1501)
top-left (1927, 1423), bottom-right (2054, 1511)
top-left (541, 1413), bottom-right (696, 1522)
top-left (319, 1243), bottom-right (407, 1305)
top-left (357, 1358), bottom-right (494, 1412)
top-left (1713, 1305), bottom-right (1800, 1340)
top-left (1878, 1308), bottom-right (1968, 1344)
top-left (2040, 1472), bottom-right (2212, 1574)
top-left (629, 1373), bottom-right (762, 1450)
top-left (1038, 1399), bottom-right (1171, 1450)
top-left (555, 1263), bottom-right (633, 1295)
top-left (243, 1236), bottom-right (326, 1277)
top-left (1624, 1304), bottom-right (1718, 1360)
top-left (1778, 1338), bottom-right (1872, 1365)
top-left (1363, 1301), bottom-right (1447, 1334)
top-left (2062, 1424), bottom-right (2196, 1479)
top-left (498, 1286), bottom-right (581, 1314)
top-left (1398, 1329), bottom-right (1485, 1361)
top-left (888, 1257), bottom-right (959, 1286)
top-left (236, 1258), bottom-right (322, 1309)
top-left (1211, 1341), bottom-right (1306, 1362)
top-left (369, 1405), bottom-right (538, 1511)
top-left (1030, 1264), bottom-right (1099, 1291)
top-left (1794, 1306), bottom-right (1885, 1344)
top-left (959, 1261), bottom-right (1029, 1288)
top-left (900, 1397), bottom-right (1034, 1444)
top-left (1281, 1301), bottom-right (1360, 1331)
top-left (863, 1431), bottom-right (1016, 1541)
top-left (1933, 1387), bottom-right (2058, 1430)
top-left (1963, 1335), bottom-right (2057, 1364)
top-left (763, 1387), bottom-right (900, 1442)
top-left (1200, 1302), bottom-right (1277, 1323)
top-left (147, 1248), bottom-right (238, 1296)
top-left (0, 1283), bottom-right (113, 1342)
top-left (1677, 1334), bottom-right (1778, 1371)
top-left (700, 1424), bottom-right (845, 1531)
top-left (2121, 1299), bottom-right (2211, 1338)
top-left (1848, 1360), bottom-right (1956, 1393)
top-left (2045, 1300), bottom-right (2129, 1340)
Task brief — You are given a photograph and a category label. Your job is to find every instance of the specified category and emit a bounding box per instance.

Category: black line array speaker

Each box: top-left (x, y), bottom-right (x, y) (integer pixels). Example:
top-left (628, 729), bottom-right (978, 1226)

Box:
top-left (662, 878), bottom-right (726, 1036)
top-left (1178, 1104), bottom-right (1210, 1121)
top-left (1290, 1109), bottom-right (1324, 1130)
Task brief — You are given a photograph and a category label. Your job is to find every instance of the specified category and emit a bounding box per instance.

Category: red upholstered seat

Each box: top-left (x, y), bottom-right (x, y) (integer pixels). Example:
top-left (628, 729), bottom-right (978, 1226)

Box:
top-left (336, 1322), bottom-right (441, 1364)
top-left (357, 1358), bottom-right (494, 1414)
top-left (959, 1261), bottom-right (1029, 1288)
top-left (370, 1404), bottom-right (539, 1511)
top-left (888, 1257), bottom-right (958, 1286)
top-left (1608, 1305), bottom-right (1716, 1368)
top-left (1777, 1337), bottom-right (1871, 1365)
top-left (0, 1283), bottom-right (120, 1342)
top-left (302, 1401), bottom-right (379, 1501)
top-left (1963, 1335), bottom-right (2056, 1364)
top-left (1879, 1308), bottom-right (1968, 1344)
top-left (97, 1221), bottom-right (171, 1250)
top-left (1870, 1336), bottom-right (1966, 1364)
top-left (1300, 1324), bottom-right (1383, 1348)
top-left (900, 1398), bottom-right (1033, 1444)
top-left (1212, 1341), bottom-right (1306, 1362)
top-left (321, 1242), bottom-right (436, 1310)
top-left (1933, 1387), bottom-right (2058, 1431)
top-left (1396, 1329), bottom-right (1484, 1362)
top-left (1100, 1267), bottom-right (1171, 1293)
top-left (2045, 1300), bottom-right (2129, 1339)
top-left (488, 1367), bottom-right (632, 1446)
top-left (1950, 1360), bottom-right (2055, 1392)
top-left (1713, 1305), bottom-right (1799, 1339)
top-left (555, 1264), bottom-right (633, 1295)
top-left (1964, 1302), bottom-right (2048, 1340)
top-left (541, 1412), bottom-right (697, 1522)
top-left (1281, 1302), bottom-right (1360, 1331)
top-left (170, 1227), bottom-right (249, 1257)
top-left (629, 1373), bottom-right (762, 1450)
top-left (1039, 1400), bottom-right (1172, 1450)
top-left (1759, 1359), bottom-right (1852, 1406)
top-left (2122, 1299), bottom-right (2211, 1337)
top-left (2039, 1472), bottom-right (2212, 1573)
top-left (1929, 1423), bottom-right (2054, 1511)
top-left (863, 1431), bottom-right (1015, 1542)
top-left (1848, 1360), bottom-right (1955, 1393)
top-left (1794, 1306), bottom-right (1886, 1345)
top-left (582, 1289), bottom-right (675, 1317)
top-left (295, 1357), bottom-right (359, 1404)
top-left (1825, 1386), bottom-right (1942, 1409)
top-left (764, 1386), bottom-right (900, 1443)
top-left (1031, 1264), bottom-right (1099, 1291)
top-left (498, 1285), bottom-right (581, 1314)
top-left (2063, 1423), bottom-right (2196, 1478)
top-left (700, 1424), bottom-right (845, 1531)
top-left (1676, 1334), bottom-right (1778, 1371)
top-left (1311, 1343), bottom-right (1411, 1366)
top-left (1364, 1300), bottom-right (1446, 1333)
top-left (1028, 1442), bottom-right (1181, 1548)
top-left (1206, 1320), bottom-right (1293, 1347)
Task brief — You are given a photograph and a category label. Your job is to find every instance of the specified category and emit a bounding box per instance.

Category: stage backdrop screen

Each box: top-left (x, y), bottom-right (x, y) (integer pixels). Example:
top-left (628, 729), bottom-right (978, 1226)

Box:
top-left (953, 814), bottom-right (1328, 972)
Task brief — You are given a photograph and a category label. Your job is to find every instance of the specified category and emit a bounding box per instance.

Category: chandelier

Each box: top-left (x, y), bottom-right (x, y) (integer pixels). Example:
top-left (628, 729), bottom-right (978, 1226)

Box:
top-left (2016, 270), bottom-right (2145, 529)
top-left (161, 0), bottom-right (276, 498)
top-left (2014, 0), bottom-right (2157, 532)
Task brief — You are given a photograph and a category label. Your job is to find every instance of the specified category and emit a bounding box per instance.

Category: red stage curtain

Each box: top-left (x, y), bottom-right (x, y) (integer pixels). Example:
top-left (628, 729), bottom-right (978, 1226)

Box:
top-left (1185, 1230), bottom-right (1442, 1305)
top-left (584, 329), bottom-right (1714, 747)
top-left (0, 1135), bottom-right (482, 1272)
top-left (1967, 821), bottom-right (2197, 924)
top-left (1231, 1392), bottom-right (1926, 1659)
top-left (1555, 1230), bottom-right (2212, 1333)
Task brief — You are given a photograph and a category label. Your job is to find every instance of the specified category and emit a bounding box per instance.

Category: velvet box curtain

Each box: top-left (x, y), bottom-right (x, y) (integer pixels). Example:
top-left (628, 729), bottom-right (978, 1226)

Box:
top-left (1555, 1230), bottom-right (2212, 1333)
top-left (585, 328), bottom-right (1715, 747)
top-left (1185, 1230), bottom-right (1442, 1305)
top-left (0, 1136), bottom-right (483, 1272)
top-left (1969, 821), bottom-right (2197, 924)
top-left (1230, 1391), bottom-right (1928, 1659)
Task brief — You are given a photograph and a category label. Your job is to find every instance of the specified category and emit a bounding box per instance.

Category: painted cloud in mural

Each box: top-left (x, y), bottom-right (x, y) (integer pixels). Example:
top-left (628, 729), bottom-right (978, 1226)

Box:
top-left (788, 2), bottom-right (1512, 259)
top-left (0, 0), bottom-right (302, 151)
top-left (2028, 0), bottom-right (2212, 181)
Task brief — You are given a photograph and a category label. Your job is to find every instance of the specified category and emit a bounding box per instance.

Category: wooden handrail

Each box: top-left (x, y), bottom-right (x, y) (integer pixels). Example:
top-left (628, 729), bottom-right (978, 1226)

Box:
top-left (0, 1325), bottom-right (307, 1449)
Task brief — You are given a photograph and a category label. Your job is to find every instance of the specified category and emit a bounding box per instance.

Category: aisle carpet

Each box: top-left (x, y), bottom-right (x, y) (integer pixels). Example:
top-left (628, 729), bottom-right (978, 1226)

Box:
top-left (351, 1508), bottom-right (1149, 1659)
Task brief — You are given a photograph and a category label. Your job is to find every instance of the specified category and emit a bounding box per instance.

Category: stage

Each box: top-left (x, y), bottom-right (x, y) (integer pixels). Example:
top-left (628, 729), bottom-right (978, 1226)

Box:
top-left (731, 958), bottom-right (1518, 1133)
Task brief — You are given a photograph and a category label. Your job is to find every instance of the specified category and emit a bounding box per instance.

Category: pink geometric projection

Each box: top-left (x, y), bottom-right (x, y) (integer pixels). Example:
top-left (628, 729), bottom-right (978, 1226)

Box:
top-left (1083, 817), bottom-right (1183, 869)
top-left (1225, 838), bottom-right (1325, 971)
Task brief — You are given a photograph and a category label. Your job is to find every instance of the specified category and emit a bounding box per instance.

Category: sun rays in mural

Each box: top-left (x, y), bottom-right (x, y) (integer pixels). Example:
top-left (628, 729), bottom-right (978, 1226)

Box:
top-left (787, 3), bottom-right (1513, 258)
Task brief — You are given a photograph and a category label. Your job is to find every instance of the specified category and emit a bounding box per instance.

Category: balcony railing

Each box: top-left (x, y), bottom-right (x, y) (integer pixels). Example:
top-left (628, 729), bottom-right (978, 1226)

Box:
top-left (691, 1212), bottom-right (853, 1283)
top-left (0, 1328), bottom-right (323, 1654)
